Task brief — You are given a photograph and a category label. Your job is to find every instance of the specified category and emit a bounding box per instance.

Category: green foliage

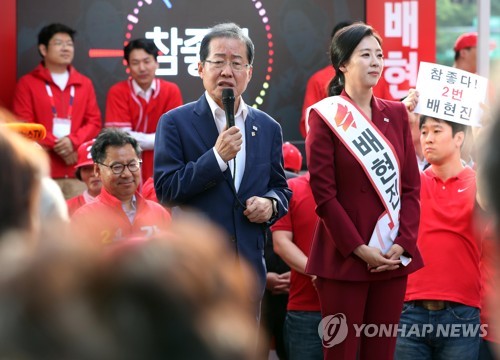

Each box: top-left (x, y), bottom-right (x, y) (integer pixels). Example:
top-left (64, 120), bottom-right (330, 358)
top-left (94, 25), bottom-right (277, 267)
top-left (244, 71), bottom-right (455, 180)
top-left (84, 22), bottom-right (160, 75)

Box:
top-left (436, 0), bottom-right (500, 66)
top-left (437, 0), bottom-right (476, 26)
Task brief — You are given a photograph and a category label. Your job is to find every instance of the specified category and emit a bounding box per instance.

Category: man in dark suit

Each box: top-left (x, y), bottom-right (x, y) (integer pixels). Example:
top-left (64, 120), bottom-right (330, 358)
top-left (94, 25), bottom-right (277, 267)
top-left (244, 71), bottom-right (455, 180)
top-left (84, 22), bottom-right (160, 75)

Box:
top-left (154, 23), bottom-right (291, 303)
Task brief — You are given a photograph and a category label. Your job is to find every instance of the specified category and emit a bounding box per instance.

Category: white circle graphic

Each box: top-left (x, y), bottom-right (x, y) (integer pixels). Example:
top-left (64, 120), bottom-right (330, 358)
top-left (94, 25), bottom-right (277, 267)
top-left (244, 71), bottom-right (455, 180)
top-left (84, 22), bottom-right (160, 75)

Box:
top-left (318, 313), bottom-right (349, 348)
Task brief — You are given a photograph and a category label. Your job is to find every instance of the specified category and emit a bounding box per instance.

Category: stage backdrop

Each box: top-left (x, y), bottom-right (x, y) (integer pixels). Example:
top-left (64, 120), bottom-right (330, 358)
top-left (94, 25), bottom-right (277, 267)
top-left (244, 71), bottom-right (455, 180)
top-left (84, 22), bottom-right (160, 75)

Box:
top-left (17, 0), bottom-right (364, 143)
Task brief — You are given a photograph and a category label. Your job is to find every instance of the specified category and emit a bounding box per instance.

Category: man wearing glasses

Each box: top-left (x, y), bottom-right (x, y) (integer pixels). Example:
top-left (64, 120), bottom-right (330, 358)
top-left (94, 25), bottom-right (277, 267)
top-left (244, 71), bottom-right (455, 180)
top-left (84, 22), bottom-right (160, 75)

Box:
top-left (13, 23), bottom-right (102, 200)
top-left (154, 23), bottom-right (291, 308)
top-left (72, 128), bottom-right (170, 247)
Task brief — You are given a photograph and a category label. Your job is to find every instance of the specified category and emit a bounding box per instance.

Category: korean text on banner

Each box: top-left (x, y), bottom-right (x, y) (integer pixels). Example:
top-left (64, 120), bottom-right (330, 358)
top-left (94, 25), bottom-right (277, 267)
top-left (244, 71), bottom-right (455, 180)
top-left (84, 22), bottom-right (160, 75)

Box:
top-left (414, 62), bottom-right (488, 127)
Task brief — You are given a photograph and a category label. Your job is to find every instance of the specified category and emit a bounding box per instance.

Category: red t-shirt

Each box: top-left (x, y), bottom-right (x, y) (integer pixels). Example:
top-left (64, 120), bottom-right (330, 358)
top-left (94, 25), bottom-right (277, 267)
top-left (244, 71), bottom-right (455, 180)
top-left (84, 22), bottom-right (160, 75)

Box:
top-left (300, 66), bottom-right (335, 139)
top-left (405, 166), bottom-right (482, 308)
top-left (66, 193), bottom-right (86, 217)
top-left (271, 173), bottom-right (320, 311)
top-left (141, 177), bottom-right (158, 203)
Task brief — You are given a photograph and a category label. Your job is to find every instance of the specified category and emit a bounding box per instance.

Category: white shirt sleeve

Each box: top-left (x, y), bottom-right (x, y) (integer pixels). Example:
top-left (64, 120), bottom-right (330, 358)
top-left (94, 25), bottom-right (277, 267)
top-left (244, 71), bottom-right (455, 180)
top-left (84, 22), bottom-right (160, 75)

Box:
top-left (213, 147), bottom-right (228, 172)
top-left (128, 131), bottom-right (155, 150)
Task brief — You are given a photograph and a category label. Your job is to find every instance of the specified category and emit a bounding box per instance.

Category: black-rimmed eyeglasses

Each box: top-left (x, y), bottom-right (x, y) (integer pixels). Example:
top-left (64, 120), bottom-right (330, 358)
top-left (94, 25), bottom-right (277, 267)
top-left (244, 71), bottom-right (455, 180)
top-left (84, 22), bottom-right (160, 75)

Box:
top-left (97, 160), bottom-right (142, 174)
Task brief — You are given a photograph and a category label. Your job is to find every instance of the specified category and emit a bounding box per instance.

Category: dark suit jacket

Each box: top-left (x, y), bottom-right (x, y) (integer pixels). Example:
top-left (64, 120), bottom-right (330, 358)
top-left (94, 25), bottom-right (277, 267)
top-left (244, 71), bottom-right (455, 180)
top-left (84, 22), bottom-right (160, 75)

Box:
top-left (305, 92), bottom-right (423, 281)
top-left (154, 94), bottom-right (291, 296)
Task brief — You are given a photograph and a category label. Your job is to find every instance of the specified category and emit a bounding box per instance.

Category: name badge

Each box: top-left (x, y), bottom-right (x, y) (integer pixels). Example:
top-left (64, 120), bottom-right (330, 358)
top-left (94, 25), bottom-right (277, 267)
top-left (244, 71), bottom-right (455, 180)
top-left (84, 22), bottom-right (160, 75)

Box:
top-left (53, 117), bottom-right (71, 138)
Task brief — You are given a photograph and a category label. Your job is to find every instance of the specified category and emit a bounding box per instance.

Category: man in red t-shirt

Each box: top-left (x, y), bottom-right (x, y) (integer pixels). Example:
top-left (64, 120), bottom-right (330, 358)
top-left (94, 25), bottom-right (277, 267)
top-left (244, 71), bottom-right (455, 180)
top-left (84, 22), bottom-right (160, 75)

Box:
top-left (271, 172), bottom-right (322, 360)
top-left (395, 115), bottom-right (483, 359)
top-left (105, 38), bottom-right (183, 180)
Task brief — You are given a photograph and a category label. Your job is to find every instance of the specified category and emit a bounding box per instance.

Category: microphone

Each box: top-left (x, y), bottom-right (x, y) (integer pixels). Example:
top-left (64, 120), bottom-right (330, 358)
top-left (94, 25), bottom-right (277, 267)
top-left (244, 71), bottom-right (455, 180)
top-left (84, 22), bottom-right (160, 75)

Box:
top-left (222, 88), bottom-right (235, 128)
top-left (1, 123), bottom-right (47, 140)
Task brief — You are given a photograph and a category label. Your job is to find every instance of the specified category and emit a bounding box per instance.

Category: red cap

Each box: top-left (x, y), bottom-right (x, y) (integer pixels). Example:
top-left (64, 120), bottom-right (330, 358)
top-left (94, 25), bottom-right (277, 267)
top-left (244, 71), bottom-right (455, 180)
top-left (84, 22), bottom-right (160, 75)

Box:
top-left (454, 32), bottom-right (496, 52)
top-left (75, 140), bottom-right (95, 169)
top-left (454, 32), bottom-right (477, 52)
top-left (282, 142), bottom-right (303, 173)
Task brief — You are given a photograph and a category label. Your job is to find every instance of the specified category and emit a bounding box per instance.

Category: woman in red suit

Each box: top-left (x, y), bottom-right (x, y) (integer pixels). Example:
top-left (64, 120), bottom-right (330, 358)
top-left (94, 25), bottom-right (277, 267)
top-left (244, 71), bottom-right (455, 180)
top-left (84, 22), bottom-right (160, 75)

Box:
top-left (305, 22), bottom-right (423, 359)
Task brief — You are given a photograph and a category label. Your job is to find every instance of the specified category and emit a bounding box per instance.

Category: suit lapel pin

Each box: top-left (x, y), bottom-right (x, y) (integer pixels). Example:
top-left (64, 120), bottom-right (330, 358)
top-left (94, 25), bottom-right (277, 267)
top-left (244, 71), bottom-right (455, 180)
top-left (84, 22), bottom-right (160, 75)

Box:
top-left (383, 117), bottom-right (390, 123)
top-left (252, 125), bottom-right (258, 136)
top-left (252, 131), bottom-right (256, 137)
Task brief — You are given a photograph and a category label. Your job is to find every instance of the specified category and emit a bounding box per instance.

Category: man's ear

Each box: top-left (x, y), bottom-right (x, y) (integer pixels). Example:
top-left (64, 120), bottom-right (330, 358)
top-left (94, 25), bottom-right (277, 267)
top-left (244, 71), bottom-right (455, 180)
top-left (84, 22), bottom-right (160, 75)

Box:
top-left (455, 130), bottom-right (465, 148)
top-left (198, 61), bottom-right (204, 78)
top-left (38, 44), bottom-right (47, 57)
top-left (459, 48), bottom-right (467, 59)
top-left (94, 163), bottom-right (100, 178)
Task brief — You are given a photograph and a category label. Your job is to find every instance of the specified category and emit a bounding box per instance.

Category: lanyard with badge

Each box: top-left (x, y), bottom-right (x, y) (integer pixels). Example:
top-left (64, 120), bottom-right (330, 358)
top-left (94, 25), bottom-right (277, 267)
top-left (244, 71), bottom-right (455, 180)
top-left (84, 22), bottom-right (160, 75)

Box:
top-left (46, 82), bottom-right (74, 138)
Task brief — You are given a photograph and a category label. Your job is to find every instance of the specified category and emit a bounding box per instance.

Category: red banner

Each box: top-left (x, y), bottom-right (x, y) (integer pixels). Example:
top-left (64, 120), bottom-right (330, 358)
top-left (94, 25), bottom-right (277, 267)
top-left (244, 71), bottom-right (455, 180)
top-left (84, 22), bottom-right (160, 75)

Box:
top-left (367, 0), bottom-right (436, 100)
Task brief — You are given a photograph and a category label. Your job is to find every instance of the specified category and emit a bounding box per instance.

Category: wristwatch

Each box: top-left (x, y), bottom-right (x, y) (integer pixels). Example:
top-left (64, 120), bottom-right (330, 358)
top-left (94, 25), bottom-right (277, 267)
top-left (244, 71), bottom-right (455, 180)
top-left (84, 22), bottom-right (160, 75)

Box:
top-left (271, 198), bottom-right (278, 219)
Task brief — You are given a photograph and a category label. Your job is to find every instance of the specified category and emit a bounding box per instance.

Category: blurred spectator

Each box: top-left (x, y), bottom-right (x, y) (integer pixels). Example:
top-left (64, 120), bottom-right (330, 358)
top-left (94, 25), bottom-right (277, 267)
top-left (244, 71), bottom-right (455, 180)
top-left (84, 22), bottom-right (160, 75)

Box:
top-left (72, 128), bottom-right (170, 248)
top-left (0, 215), bottom-right (261, 360)
top-left (299, 21), bottom-right (352, 138)
top-left (105, 38), bottom-right (183, 180)
top-left (479, 95), bottom-right (500, 359)
top-left (13, 23), bottom-right (102, 199)
top-left (141, 177), bottom-right (158, 203)
top-left (66, 140), bottom-right (102, 216)
top-left (478, 221), bottom-right (500, 360)
top-left (39, 176), bottom-right (69, 225)
top-left (282, 141), bottom-right (303, 176)
top-left (1, 107), bottom-right (69, 231)
top-left (0, 126), bottom-right (49, 240)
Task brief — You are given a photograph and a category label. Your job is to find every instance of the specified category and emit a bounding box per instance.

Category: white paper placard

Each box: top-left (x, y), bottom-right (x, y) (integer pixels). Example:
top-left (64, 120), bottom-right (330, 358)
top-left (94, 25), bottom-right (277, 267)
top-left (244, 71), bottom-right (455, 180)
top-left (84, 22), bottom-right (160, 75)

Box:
top-left (414, 62), bottom-right (488, 127)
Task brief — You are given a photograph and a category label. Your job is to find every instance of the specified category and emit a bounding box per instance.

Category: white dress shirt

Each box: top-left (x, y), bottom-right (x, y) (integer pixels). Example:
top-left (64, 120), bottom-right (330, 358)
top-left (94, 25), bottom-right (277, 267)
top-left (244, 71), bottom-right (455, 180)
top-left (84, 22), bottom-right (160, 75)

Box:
top-left (205, 91), bottom-right (248, 192)
top-left (126, 80), bottom-right (157, 150)
top-left (131, 79), bottom-right (156, 102)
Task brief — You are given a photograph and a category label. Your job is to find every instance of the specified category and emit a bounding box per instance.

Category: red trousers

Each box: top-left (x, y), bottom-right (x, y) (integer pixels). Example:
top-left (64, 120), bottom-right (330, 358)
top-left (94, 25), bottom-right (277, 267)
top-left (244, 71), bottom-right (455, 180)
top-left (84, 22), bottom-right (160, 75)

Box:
top-left (316, 276), bottom-right (407, 360)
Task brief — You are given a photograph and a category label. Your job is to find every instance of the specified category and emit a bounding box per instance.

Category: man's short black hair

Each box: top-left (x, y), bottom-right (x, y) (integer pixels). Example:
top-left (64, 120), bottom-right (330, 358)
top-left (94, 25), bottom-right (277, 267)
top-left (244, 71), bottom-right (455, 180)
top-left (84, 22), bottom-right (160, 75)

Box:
top-left (419, 115), bottom-right (467, 137)
top-left (91, 128), bottom-right (142, 164)
top-left (38, 23), bottom-right (76, 47)
top-left (124, 38), bottom-right (159, 63)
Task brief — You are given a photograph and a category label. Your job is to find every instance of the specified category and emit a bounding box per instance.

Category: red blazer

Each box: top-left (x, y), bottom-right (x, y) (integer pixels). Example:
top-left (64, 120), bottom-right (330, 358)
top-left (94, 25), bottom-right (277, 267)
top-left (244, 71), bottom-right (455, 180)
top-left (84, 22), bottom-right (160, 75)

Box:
top-left (305, 92), bottom-right (423, 281)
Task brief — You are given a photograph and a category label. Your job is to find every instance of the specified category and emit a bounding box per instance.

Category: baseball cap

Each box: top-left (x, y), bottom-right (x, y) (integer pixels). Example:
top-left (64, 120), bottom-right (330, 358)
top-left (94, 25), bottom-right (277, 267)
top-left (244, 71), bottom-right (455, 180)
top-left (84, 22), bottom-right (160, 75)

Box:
top-left (75, 140), bottom-right (95, 180)
top-left (282, 142), bottom-right (303, 173)
top-left (454, 32), bottom-right (496, 52)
